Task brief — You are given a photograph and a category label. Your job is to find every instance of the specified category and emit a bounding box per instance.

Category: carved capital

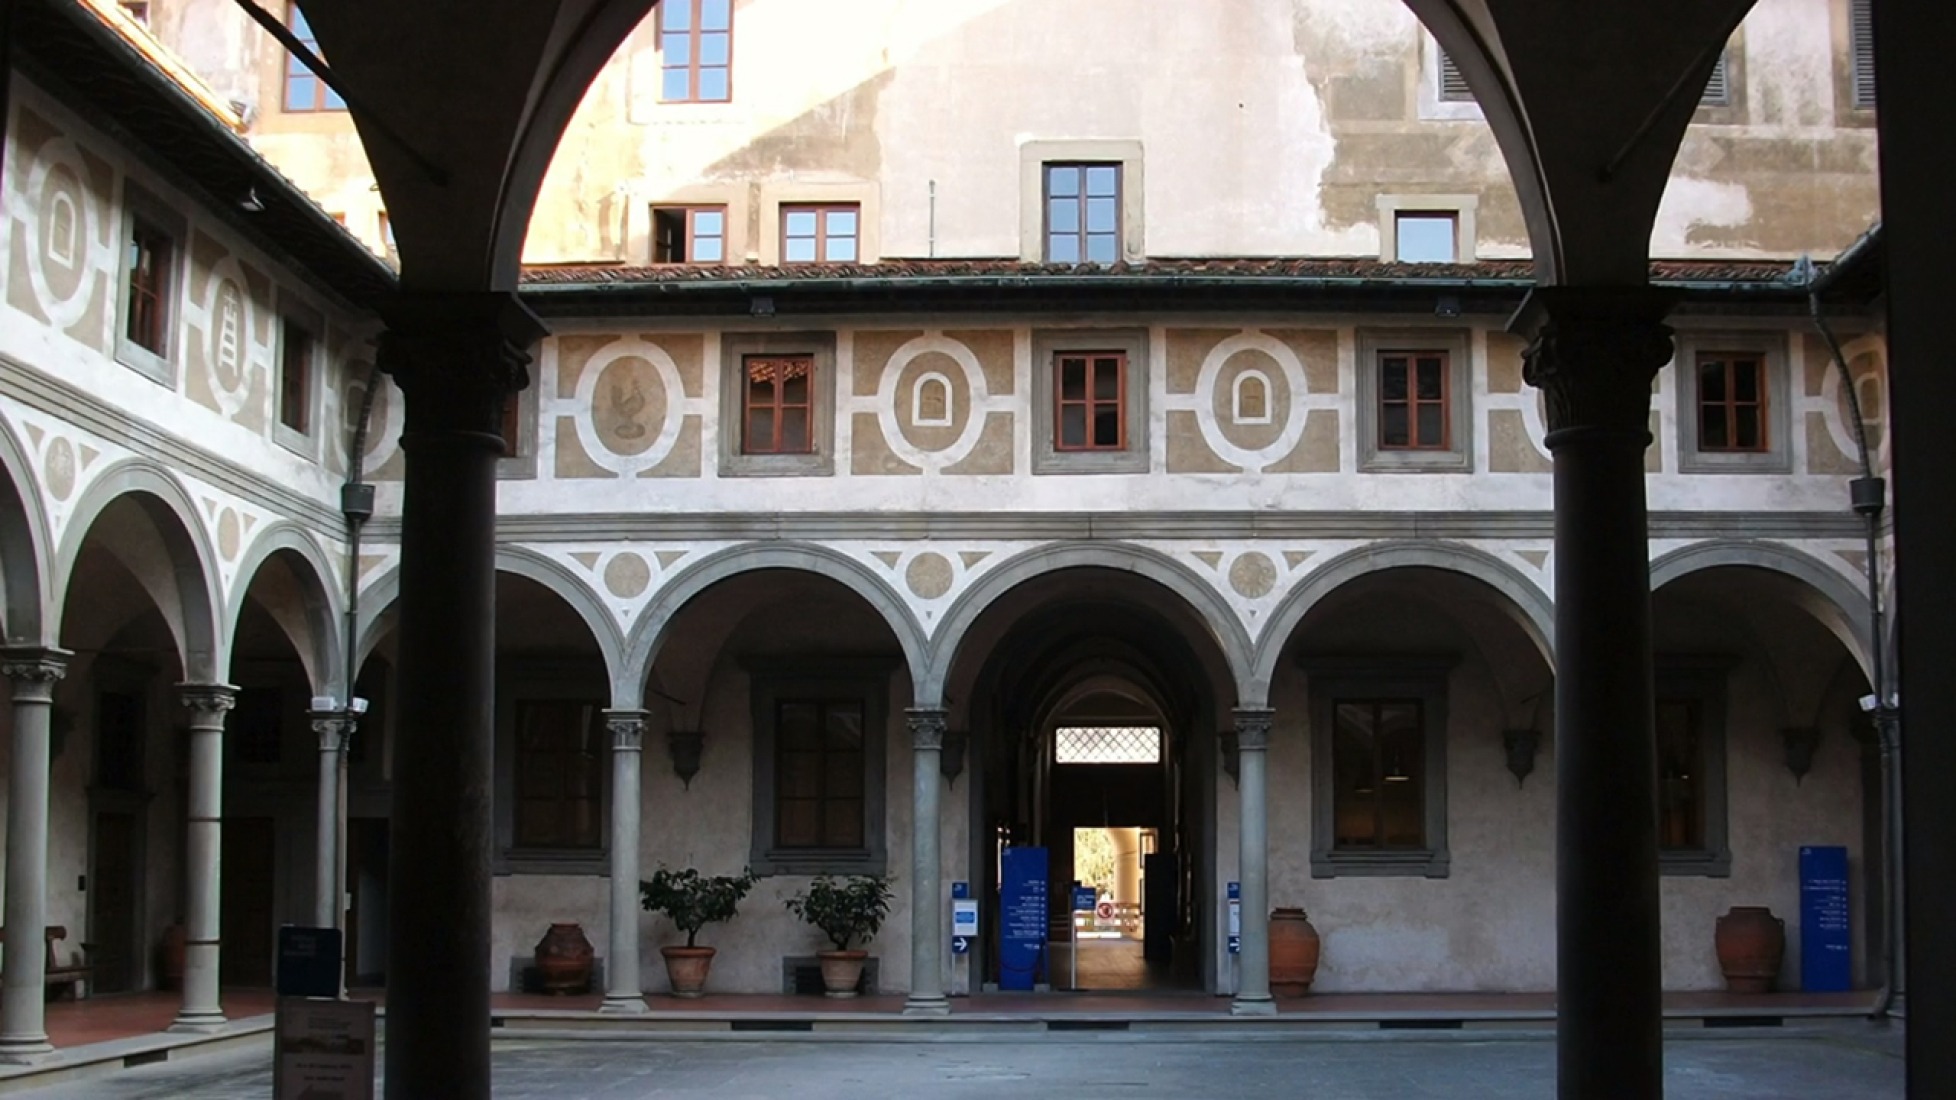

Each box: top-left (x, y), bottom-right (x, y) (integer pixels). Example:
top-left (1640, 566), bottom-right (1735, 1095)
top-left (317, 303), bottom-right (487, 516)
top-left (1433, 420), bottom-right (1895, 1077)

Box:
top-left (1, 646), bottom-right (70, 703)
top-left (604, 709), bottom-right (648, 751)
top-left (177, 682), bottom-right (238, 719)
top-left (378, 292), bottom-right (546, 439)
top-left (1232, 708), bottom-right (1274, 753)
top-left (907, 707), bottom-right (949, 752)
top-left (1512, 287), bottom-right (1677, 440)
top-left (310, 710), bottom-right (355, 752)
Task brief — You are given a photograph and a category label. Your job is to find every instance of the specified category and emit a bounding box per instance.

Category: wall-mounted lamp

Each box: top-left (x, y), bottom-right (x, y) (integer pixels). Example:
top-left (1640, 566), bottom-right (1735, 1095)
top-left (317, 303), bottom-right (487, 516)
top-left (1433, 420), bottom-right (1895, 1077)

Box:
top-left (1503, 728), bottom-right (1541, 787)
top-left (748, 295), bottom-right (775, 317)
top-left (1434, 294), bottom-right (1462, 319)
top-left (941, 728), bottom-right (969, 786)
top-left (1782, 727), bottom-right (1821, 785)
top-left (1220, 729), bottom-right (1241, 789)
top-left (239, 186), bottom-right (266, 214)
top-left (667, 729), bottom-right (704, 790)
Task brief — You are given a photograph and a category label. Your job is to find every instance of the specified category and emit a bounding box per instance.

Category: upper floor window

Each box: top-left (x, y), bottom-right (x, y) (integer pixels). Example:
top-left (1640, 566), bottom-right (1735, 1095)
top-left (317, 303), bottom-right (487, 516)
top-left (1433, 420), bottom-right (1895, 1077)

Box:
top-left (1394, 211), bottom-right (1457, 263)
top-left (511, 699), bottom-right (603, 850)
top-left (124, 219), bottom-right (174, 357)
top-left (1357, 330), bottom-right (1472, 473)
top-left (1377, 351), bottom-right (1451, 451)
top-left (1849, 0), bottom-right (1875, 110)
top-left (1054, 351), bottom-right (1127, 452)
top-left (1695, 351), bottom-right (1768, 452)
top-left (1700, 51), bottom-right (1732, 107)
top-left (1044, 163), bottom-right (1121, 264)
top-left (1437, 48), bottom-right (1473, 102)
top-left (781, 204), bottom-right (858, 264)
top-left (652, 205), bottom-right (727, 264)
top-left (278, 317), bottom-right (314, 435)
top-left (283, 3), bottom-right (347, 113)
top-left (742, 354), bottom-right (814, 455)
top-left (660, 0), bottom-right (733, 103)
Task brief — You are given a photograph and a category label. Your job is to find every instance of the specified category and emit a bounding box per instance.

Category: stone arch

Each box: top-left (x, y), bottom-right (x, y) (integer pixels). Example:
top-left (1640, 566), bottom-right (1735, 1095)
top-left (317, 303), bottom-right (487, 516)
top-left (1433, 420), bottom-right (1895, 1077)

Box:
top-left (1650, 539), bottom-right (1873, 678)
top-left (53, 458), bottom-right (223, 682)
top-left (922, 541), bottom-right (1256, 707)
top-left (0, 413), bottom-right (52, 645)
top-left (355, 546), bottom-right (629, 700)
top-left (621, 541), bottom-right (928, 704)
top-left (1251, 540), bottom-right (1555, 704)
top-left (226, 522), bottom-right (347, 697)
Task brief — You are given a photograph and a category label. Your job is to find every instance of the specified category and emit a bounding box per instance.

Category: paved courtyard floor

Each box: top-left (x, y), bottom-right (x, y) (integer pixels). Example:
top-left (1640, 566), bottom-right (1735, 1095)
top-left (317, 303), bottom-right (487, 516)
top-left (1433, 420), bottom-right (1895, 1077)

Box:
top-left (16, 1024), bottom-right (1906, 1099)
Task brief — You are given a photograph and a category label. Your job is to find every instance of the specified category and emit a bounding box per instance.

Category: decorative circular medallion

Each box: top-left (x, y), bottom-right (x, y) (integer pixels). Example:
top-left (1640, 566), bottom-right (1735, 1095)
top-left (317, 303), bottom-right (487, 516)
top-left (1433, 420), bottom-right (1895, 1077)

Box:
top-left (905, 552), bottom-right (954, 600)
top-left (1228, 552), bottom-right (1278, 600)
top-left (603, 552), bottom-right (652, 599)
top-left (44, 437), bottom-right (76, 501)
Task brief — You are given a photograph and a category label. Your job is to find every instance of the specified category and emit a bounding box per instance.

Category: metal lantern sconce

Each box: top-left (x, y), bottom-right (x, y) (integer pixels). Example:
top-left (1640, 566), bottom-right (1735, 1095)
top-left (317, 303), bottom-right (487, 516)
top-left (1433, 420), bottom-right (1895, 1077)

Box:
top-left (1504, 728), bottom-right (1541, 787)
top-left (667, 729), bottom-right (704, 789)
top-left (1782, 727), bottom-right (1821, 785)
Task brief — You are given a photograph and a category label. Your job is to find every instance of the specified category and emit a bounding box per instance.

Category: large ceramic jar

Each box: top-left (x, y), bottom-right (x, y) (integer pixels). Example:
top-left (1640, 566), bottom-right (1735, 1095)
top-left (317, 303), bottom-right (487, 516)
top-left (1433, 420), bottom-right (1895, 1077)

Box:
top-left (534, 922), bottom-right (595, 994)
top-left (1714, 906), bottom-right (1785, 993)
top-left (1268, 907), bottom-right (1323, 996)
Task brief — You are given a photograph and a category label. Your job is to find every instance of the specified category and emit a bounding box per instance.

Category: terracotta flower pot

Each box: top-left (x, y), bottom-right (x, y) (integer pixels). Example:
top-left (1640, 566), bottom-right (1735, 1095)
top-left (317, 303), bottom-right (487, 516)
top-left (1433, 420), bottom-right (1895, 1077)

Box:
top-left (1268, 908), bottom-right (1322, 997)
top-left (816, 949), bottom-right (868, 998)
top-left (1714, 906), bottom-right (1785, 993)
top-left (661, 945), bottom-right (717, 998)
top-left (533, 922), bottom-right (595, 994)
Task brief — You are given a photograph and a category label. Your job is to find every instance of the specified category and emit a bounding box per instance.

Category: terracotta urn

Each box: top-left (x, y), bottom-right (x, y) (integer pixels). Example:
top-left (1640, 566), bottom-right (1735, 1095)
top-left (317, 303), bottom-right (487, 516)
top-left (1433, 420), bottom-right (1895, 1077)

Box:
top-left (1268, 907), bottom-right (1323, 996)
top-left (533, 922), bottom-right (595, 994)
top-left (661, 945), bottom-right (717, 997)
top-left (817, 949), bottom-right (868, 998)
top-left (1714, 905), bottom-right (1785, 993)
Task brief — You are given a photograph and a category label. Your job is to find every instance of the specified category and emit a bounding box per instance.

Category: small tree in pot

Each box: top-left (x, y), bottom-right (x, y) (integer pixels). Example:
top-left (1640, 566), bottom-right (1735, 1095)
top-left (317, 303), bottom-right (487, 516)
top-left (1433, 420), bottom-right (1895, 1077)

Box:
top-left (784, 873), bottom-right (893, 997)
top-left (639, 866), bottom-right (758, 997)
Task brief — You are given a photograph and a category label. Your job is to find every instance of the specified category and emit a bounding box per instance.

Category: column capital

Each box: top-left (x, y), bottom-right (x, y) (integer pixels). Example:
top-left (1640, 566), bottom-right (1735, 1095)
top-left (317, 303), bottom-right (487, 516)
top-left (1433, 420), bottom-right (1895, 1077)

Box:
top-left (0, 647), bottom-right (69, 702)
top-left (176, 683), bottom-right (237, 716)
top-left (1511, 286), bottom-right (1677, 441)
top-left (906, 707), bottom-right (948, 752)
top-left (603, 709), bottom-right (648, 750)
top-left (378, 291), bottom-right (547, 439)
top-left (1232, 707), bottom-right (1275, 752)
top-left (310, 710), bottom-right (355, 752)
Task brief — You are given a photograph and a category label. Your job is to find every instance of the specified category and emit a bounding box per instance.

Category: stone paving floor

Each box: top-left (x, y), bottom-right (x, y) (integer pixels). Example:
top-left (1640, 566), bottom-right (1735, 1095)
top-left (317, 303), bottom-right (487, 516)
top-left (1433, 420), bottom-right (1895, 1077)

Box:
top-left (16, 1023), bottom-right (1906, 1099)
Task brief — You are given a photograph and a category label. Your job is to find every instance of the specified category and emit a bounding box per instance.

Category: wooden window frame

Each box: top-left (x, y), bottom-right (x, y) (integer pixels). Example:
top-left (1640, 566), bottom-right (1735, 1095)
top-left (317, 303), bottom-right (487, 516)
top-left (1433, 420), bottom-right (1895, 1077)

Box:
top-left (1393, 210), bottom-right (1459, 264)
top-left (124, 219), bottom-right (172, 357)
top-left (282, 2), bottom-right (347, 113)
top-left (1655, 657), bottom-right (1735, 877)
top-left (1356, 330), bottom-right (1473, 473)
top-left (740, 354), bottom-right (816, 456)
top-left (1043, 162), bottom-right (1123, 265)
top-left (509, 698), bottom-right (606, 852)
top-left (1052, 351), bottom-right (1128, 453)
top-left (277, 316), bottom-right (314, 436)
top-left (1694, 351), bottom-right (1770, 454)
top-left (748, 658), bottom-right (892, 876)
top-left (659, 0), bottom-right (734, 104)
top-left (779, 203), bottom-right (859, 265)
top-left (772, 698), bottom-right (868, 851)
top-left (651, 204), bottom-right (728, 265)
top-left (1306, 656), bottom-right (1454, 878)
top-left (1328, 698), bottom-right (1429, 852)
top-left (1376, 350), bottom-right (1452, 451)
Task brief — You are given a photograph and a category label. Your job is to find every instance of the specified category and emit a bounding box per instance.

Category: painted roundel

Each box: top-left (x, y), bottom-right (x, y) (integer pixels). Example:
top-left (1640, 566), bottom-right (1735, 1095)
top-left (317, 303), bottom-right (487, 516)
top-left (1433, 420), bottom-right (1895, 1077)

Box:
top-left (591, 354), bottom-right (670, 458)
top-left (35, 162), bottom-right (89, 305)
top-left (1210, 349), bottom-right (1292, 453)
top-left (893, 351), bottom-right (971, 454)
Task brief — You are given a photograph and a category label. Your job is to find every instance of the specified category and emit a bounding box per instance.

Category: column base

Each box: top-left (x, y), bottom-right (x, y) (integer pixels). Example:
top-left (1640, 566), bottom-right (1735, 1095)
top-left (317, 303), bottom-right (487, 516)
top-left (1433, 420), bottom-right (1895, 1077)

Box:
top-left (902, 994), bottom-right (952, 1017)
top-left (598, 994), bottom-right (649, 1015)
top-left (167, 1012), bottom-right (228, 1034)
top-left (0, 1036), bottom-right (55, 1065)
top-left (1229, 995), bottom-right (1278, 1017)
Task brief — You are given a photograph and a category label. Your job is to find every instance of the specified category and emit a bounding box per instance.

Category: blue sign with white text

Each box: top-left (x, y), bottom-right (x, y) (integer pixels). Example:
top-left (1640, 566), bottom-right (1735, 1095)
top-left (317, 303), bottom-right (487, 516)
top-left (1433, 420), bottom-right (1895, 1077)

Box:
top-left (1800, 845), bottom-right (1851, 992)
top-left (999, 847), bottom-right (1048, 991)
top-left (1072, 885), bottom-right (1097, 912)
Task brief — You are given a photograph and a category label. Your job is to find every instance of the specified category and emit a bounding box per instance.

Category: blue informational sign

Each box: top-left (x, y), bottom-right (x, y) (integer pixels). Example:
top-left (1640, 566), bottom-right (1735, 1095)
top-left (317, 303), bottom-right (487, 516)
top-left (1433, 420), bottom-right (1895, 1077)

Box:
top-left (999, 847), bottom-right (1049, 991)
top-left (1800, 845), bottom-right (1851, 992)
top-left (952, 936), bottom-right (970, 955)
top-left (275, 926), bottom-right (342, 999)
top-left (1227, 881), bottom-right (1241, 955)
top-left (952, 881), bottom-right (970, 900)
top-left (1227, 881), bottom-right (1240, 900)
top-left (1071, 885), bottom-right (1097, 913)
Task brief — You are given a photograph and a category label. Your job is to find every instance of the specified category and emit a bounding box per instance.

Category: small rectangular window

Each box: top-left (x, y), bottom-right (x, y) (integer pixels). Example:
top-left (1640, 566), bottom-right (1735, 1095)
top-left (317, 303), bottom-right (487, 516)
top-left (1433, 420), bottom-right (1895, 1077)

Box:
top-left (1044, 162), bottom-right (1121, 264)
top-left (774, 699), bottom-right (866, 850)
top-left (1053, 352), bottom-right (1127, 451)
top-left (1377, 351), bottom-right (1450, 450)
top-left (1055, 726), bottom-right (1161, 765)
top-left (1701, 51), bottom-right (1731, 106)
top-left (780, 203), bottom-right (858, 264)
top-left (660, 0), bottom-right (734, 103)
top-left (1331, 699), bottom-right (1427, 851)
top-left (283, 3), bottom-right (347, 113)
top-left (1437, 47), bottom-right (1474, 102)
top-left (652, 205), bottom-right (727, 264)
top-left (1695, 352), bottom-right (1769, 452)
top-left (124, 219), bottom-right (174, 356)
top-left (742, 354), bottom-right (815, 454)
top-left (1849, 0), bottom-right (1875, 110)
top-left (512, 700), bottom-right (604, 850)
top-left (1657, 697), bottom-right (1706, 851)
top-left (278, 318), bottom-right (313, 434)
top-left (1394, 212), bottom-right (1457, 263)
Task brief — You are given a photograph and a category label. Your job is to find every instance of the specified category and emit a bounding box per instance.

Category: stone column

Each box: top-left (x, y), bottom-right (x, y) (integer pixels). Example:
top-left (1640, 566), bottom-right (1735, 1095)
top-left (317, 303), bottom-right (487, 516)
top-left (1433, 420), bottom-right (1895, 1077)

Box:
top-left (600, 710), bottom-right (648, 1014)
top-left (1230, 707), bottom-right (1275, 1016)
top-left (380, 293), bottom-right (544, 1100)
top-left (311, 709), bottom-right (353, 934)
top-left (1514, 287), bottom-right (1676, 1098)
top-left (172, 682), bottom-right (236, 1033)
top-left (903, 708), bottom-right (950, 1015)
top-left (0, 648), bottom-right (67, 1062)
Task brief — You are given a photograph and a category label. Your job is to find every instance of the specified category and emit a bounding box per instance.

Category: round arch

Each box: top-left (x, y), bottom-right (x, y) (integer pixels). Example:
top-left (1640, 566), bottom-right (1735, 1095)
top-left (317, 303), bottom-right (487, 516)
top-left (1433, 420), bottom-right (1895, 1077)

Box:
top-left (0, 413), bottom-right (52, 645)
top-left (53, 458), bottom-right (223, 682)
top-left (621, 542), bottom-right (928, 703)
top-left (921, 541), bottom-right (1255, 707)
top-left (1650, 539), bottom-right (1874, 678)
top-left (354, 545), bottom-right (629, 700)
top-left (1250, 540), bottom-right (1556, 703)
top-left (226, 522), bottom-right (348, 697)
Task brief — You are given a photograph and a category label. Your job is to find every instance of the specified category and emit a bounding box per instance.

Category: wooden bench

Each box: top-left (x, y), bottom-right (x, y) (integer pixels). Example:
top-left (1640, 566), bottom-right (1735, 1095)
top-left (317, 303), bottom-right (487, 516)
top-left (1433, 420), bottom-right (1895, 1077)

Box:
top-left (0, 925), bottom-right (93, 1001)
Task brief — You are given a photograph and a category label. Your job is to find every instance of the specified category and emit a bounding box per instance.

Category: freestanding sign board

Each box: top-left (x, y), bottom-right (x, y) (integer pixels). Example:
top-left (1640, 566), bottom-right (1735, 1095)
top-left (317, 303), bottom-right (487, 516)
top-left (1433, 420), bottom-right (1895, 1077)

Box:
top-left (1227, 881), bottom-right (1241, 955)
top-left (276, 926), bottom-right (342, 999)
top-left (1799, 845), bottom-right (1851, 992)
top-left (274, 997), bottom-right (375, 1100)
top-left (999, 847), bottom-right (1048, 991)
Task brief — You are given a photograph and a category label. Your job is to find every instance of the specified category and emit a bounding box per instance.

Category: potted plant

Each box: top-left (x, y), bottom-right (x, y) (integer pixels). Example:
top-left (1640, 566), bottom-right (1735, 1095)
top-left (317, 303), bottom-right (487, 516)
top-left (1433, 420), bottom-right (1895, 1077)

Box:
top-left (784, 873), bottom-right (893, 997)
top-left (639, 866), bottom-right (758, 997)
